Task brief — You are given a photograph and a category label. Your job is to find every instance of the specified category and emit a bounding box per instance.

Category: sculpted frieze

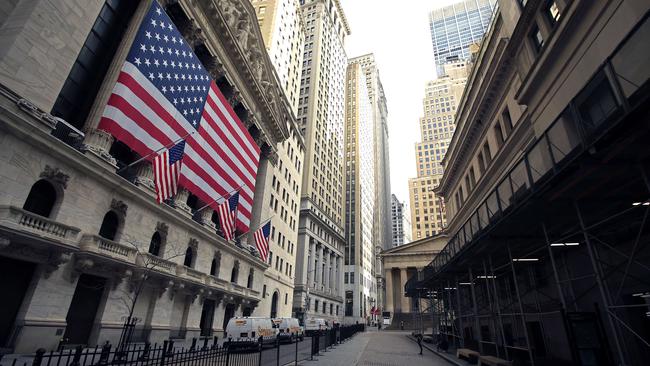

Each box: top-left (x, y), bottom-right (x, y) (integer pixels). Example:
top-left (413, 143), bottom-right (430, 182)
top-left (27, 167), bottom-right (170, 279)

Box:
top-left (40, 165), bottom-right (70, 189)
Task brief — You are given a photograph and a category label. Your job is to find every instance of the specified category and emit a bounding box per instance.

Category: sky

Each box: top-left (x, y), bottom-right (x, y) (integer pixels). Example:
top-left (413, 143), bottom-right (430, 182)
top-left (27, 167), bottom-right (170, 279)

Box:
top-left (341, 0), bottom-right (458, 204)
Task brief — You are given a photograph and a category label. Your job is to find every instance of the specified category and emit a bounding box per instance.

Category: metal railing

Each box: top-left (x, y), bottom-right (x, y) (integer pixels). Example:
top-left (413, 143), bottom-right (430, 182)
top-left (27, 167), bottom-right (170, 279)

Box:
top-left (1, 325), bottom-right (366, 366)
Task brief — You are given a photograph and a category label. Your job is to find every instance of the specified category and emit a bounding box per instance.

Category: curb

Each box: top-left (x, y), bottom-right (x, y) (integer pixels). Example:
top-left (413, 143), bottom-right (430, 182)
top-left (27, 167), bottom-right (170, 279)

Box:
top-left (406, 335), bottom-right (464, 366)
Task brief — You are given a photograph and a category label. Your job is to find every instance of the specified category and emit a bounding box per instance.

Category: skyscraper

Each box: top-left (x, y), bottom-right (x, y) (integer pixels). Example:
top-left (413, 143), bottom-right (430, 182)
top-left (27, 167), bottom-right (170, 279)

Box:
top-left (347, 54), bottom-right (391, 319)
top-left (292, 0), bottom-right (350, 323)
top-left (251, 0), bottom-right (306, 114)
top-left (391, 194), bottom-right (411, 247)
top-left (408, 61), bottom-right (471, 240)
top-left (343, 61), bottom-right (375, 322)
top-left (429, 0), bottom-right (495, 76)
top-left (250, 0), bottom-right (307, 319)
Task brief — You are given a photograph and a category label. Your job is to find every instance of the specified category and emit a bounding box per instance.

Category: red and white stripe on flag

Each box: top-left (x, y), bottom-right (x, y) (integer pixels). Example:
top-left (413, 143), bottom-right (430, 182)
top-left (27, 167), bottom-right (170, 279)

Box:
top-left (153, 150), bottom-right (180, 203)
top-left (217, 198), bottom-right (236, 241)
top-left (97, 1), bottom-right (260, 234)
top-left (182, 82), bottom-right (260, 233)
top-left (253, 222), bottom-right (271, 262)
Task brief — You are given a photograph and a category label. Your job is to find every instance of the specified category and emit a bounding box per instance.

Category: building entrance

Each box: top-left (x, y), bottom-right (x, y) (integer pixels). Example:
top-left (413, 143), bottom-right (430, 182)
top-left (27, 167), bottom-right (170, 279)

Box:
top-left (199, 299), bottom-right (215, 337)
top-left (0, 256), bottom-right (36, 347)
top-left (63, 274), bottom-right (106, 346)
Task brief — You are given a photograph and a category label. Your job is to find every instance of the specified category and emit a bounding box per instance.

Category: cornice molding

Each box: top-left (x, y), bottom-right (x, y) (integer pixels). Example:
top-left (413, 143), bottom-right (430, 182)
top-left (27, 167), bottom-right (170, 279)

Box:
top-left (178, 0), bottom-right (291, 148)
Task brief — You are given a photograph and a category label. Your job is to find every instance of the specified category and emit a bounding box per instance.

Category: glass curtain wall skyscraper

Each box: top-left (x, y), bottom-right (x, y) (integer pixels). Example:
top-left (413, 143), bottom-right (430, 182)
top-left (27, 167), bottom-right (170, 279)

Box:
top-left (429, 0), bottom-right (495, 76)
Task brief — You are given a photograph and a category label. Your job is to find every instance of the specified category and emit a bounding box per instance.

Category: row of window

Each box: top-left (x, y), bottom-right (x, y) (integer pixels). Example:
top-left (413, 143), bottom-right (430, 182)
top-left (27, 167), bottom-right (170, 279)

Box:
top-left (21, 178), bottom-right (254, 288)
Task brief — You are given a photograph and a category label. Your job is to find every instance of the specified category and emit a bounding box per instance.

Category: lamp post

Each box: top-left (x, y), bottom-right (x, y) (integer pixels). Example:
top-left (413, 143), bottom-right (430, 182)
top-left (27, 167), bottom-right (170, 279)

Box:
top-left (303, 268), bottom-right (318, 322)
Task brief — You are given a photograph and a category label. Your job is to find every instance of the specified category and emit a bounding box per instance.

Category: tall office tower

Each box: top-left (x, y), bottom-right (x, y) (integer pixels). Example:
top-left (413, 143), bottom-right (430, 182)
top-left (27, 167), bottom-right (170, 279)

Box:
top-left (408, 61), bottom-right (470, 241)
top-left (343, 62), bottom-right (375, 323)
top-left (292, 0), bottom-right (350, 323)
top-left (429, 0), bottom-right (495, 76)
top-left (251, 0), bottom-right (306, 114)
top-left (391, 194), bottom-right (412, 247)
top-left (250, 0), bottom-right (306, 318)
top-left (348, 54), bottom-right (391, 317)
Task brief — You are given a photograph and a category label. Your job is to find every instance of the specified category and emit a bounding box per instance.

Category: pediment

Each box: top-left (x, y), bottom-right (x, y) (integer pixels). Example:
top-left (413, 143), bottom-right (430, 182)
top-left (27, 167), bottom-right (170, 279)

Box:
top-left (382, 235), bottom-right (448, 256)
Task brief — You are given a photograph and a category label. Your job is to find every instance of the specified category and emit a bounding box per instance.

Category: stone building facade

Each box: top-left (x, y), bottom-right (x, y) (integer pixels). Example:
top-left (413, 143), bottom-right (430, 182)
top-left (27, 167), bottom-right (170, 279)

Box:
top-left (292, 0), bottom-right (350, 324)
top-left (343, 61), bottom-right (375, 323)
top-left (0, 0), bottom-right (296, 353)
top-left (249, 0), bottom-right (306, 321)
top-left (380, 235), bottom-right (446, 317)
top-left (409, 0), bottom-right (650, 364)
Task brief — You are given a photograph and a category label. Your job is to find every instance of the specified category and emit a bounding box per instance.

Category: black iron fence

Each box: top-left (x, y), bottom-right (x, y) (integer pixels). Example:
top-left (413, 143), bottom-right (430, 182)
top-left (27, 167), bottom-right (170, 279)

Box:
top-left (0, 325), bottom-right (365, 366)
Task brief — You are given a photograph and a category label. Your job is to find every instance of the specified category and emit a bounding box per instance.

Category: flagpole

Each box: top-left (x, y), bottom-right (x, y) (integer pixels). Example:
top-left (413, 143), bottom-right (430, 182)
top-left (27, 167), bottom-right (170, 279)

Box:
top-left (232, 215), bottom-right (275, 242)
top-left (195, 185), bottom-right (244, 212)
top-left (116, 131), bottom-right (195, 173)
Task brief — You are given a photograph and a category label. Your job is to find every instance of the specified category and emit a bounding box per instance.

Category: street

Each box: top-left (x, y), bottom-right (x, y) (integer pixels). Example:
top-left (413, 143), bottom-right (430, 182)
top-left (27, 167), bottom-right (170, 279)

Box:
top-left (300, 330), bottom-right (448, 366)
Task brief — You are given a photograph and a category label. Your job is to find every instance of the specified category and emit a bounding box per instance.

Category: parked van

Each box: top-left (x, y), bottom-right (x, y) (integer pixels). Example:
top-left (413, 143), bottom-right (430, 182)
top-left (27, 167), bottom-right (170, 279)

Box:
top-left (304, 318), bottom-right (328, 336)
top-left (272, 317), bottom-right (304, 342)
top-left (224, 317), bottom-right (277, 349)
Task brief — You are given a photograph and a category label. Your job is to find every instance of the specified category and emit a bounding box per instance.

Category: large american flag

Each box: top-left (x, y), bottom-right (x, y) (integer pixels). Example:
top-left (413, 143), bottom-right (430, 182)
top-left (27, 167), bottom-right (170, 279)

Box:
top-left (254, 221), bottom-right (271, 262)
top-left (153, 140), bottom-right (185, 203)
top-left (217, 192), bottom-right (239, 241)
top-left (98, 1), bottom-right (260, 232)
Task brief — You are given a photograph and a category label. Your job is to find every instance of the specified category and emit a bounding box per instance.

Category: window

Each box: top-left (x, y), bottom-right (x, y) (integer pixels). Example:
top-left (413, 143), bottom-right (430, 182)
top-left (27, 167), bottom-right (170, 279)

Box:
top-left (529, 23), bottom-right (544, 53)
top-left (494, 123), bottom-right (505, 148)
top-left (99, 211), bottom-right (120, 241)
top-left (576, 73), bottom-right (619, 128)
top-left (149, 232), bottom-right (162, 256)
top-left (51, 0), bottom-right (138, 129)
top-left (262, 284), bottom-right (267, 298)
top-left (478, 152), bottom-right (486, 173)
top-left (210, 253), bottom-right (221, 277)
top-left (184, 246), bottom-right (194, 267)
top-left (23, 180), bottom-right (57, 218)
top-left (545, 0), bottom-right (561, 26)
top-left (231, 261), bottom-right (240, 283)
top-left (502, 107), bottom-right (513, 134)
top-left (483, 142), bottom-right (492, 162)
top-left (247, 269), bottom-right (254, 289)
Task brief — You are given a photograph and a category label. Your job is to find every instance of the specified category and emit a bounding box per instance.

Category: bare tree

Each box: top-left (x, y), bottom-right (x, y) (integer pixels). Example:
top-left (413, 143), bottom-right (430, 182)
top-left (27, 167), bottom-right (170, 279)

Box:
top-left (113, 233), bottom-right (185, 354)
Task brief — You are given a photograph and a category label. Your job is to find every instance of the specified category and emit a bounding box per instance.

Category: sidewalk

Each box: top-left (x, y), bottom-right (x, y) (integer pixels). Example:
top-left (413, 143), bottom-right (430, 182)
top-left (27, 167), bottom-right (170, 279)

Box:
top-left (298, 329), bottom-right (450, 365)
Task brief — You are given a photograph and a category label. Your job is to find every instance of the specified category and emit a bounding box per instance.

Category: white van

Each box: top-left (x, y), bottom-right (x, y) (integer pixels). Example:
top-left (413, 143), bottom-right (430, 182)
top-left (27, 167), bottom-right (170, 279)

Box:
top-left (304, 318), bottom-right (328, 336)
top-left (225, 317), bottom-right (278, 349)
top-left (272, 317), bottom-right (304, 342)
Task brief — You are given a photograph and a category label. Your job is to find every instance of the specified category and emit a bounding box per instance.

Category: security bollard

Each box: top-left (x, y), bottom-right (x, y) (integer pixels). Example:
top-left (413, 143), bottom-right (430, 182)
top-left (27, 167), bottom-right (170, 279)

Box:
top-left (295, 335), bottom-right (299, 366)
top-left (32, 348), bottom-right (46, 366)
top-left (98, 341), bottom-right (111, 366)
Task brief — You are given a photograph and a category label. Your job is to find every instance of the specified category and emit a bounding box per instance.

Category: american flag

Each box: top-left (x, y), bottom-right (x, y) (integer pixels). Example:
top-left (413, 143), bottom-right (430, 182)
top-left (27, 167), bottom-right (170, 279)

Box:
top-left (217, 192), bottom-right (239, 241)
top-left (153, 140), bottom-right (185, 203)
top-left (253, 221), bottom-right (271, 262)
top-left (98, 1), bottom-right (260, 232)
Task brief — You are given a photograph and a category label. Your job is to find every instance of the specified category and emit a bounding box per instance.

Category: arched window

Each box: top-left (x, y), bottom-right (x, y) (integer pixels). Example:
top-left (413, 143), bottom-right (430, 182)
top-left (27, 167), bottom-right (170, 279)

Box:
top-left (247, 269), bottom-right (254, 289)
top-left (184, 246), bottom-right (194, 267)
top-left (230, 261), bottom-right (239, 283)
top-left (149, 232), bottom-right (162, 256)
top-left (210, 253), bottom-right (221, 277)
top-left (23, 180), bottom-right (57, 218)
top-left (99, 211), bottom-right (120, 241)
top-left (270, 291), bottom-right (279, 318)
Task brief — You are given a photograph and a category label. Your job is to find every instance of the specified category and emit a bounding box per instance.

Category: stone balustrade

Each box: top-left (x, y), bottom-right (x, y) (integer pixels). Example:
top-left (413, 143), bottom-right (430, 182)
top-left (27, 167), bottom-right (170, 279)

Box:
top-left (0, 205), bottom-right (81, 247)
top-left (79, 234), bottom-right (138, 264)
top-left (138, 253), bottom-right (177, 276)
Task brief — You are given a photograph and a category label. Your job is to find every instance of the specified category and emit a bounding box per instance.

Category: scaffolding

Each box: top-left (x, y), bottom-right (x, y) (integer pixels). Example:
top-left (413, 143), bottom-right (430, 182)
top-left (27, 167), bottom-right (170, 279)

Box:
top-left (405, 13), bottom-right (650, 365)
